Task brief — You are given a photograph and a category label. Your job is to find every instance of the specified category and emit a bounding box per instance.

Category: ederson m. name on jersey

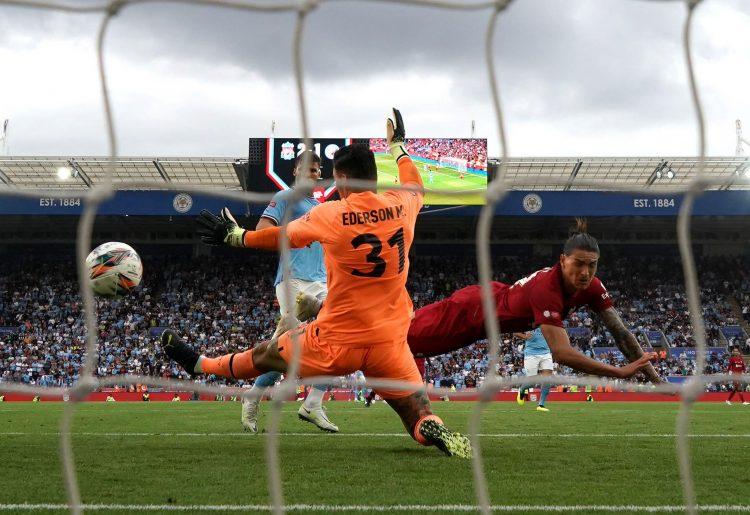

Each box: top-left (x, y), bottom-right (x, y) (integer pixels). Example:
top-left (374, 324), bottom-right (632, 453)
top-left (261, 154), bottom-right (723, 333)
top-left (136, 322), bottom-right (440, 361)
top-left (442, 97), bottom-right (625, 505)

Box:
top-left (341, 205), bottom-right (405, 226)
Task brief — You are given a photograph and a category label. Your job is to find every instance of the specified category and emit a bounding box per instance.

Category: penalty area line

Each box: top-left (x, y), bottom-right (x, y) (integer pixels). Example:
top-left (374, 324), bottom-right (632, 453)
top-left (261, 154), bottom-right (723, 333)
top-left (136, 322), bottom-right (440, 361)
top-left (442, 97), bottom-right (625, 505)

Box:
top-left (2, 504), bottom-right (750, 512)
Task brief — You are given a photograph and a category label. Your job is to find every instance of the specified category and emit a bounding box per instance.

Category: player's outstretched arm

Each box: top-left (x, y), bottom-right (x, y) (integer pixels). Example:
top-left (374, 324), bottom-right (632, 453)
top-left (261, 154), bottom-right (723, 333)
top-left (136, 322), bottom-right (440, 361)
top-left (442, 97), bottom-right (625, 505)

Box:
top-left (387, 108), bottom-right (423, 189)
top-left (540, 324), bottom-right (656, 380)
top-left (196, 207), bottom-right (302, 250)
top-left (597, 307), bottom-right (662, 384)
top-left (196, 207), bottom-right (247, 247)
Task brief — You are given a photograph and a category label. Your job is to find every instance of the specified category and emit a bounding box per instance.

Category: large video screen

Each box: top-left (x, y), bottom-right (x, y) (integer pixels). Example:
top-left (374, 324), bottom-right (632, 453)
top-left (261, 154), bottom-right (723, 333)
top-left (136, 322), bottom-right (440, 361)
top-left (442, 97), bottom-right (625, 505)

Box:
top-left (370, 138), bottom-right (487, 205)
top-left (247, 137), bottom-right (488, 205)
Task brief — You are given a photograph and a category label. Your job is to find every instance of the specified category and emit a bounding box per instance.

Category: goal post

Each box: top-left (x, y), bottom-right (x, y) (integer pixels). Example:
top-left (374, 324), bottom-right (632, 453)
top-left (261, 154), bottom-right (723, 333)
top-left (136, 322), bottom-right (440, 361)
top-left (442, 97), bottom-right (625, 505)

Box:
top-left (438, 156), bottom-right (468, 175)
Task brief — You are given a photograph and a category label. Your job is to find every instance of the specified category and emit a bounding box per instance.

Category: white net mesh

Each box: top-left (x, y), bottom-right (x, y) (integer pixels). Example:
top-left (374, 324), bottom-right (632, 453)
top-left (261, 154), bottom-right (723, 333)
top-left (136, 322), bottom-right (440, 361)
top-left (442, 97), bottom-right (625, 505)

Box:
top-left (1, 0), bottom-right (749, 514)
top-left (438, 157), bottom-right (467, 173)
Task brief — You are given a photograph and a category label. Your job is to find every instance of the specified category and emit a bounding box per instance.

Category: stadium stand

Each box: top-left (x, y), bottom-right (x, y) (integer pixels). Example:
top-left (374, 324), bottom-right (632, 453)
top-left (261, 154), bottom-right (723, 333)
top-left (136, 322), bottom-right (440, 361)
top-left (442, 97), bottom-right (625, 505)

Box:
top-left (2, 251), bottom-right (747, 389)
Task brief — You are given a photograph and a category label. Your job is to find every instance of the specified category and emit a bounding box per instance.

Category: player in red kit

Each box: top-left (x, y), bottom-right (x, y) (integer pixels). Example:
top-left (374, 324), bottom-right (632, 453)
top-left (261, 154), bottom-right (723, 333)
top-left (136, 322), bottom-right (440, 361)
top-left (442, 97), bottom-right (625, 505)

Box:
top-left (300, 219), bottom-right (659, 382)
top-left (726, 347), bottom-right (747, 405)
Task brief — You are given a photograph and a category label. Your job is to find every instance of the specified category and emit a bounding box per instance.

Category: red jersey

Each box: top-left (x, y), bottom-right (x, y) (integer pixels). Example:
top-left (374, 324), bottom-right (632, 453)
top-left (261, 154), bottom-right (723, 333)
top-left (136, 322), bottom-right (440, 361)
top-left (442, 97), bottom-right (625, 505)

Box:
top-left (728, 356), bottom-right (746, 374)
top-left (408, 263), bottom-right (613, 357)
top-left (497, 263), bottom-right (613, 331)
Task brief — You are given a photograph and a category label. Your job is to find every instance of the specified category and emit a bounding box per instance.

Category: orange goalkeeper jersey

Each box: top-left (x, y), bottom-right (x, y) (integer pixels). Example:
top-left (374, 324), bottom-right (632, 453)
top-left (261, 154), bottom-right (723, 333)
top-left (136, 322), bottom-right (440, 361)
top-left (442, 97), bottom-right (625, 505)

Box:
top-left (286, 156), bottom-right (423, 347)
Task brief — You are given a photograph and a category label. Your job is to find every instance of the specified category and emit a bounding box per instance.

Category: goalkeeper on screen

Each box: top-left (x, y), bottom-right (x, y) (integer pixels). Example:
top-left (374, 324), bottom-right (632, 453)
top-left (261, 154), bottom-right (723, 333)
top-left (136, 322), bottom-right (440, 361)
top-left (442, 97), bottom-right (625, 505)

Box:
top-left (163, 109), bottom-right (472, 458)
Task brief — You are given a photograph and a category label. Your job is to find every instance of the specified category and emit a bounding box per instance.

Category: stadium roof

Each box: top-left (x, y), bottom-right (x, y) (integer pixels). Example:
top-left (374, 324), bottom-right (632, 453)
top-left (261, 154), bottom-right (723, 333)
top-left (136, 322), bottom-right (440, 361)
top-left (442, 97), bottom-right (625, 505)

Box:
top-left (0, 157), bottom-right (241, 190)
top-left (0, 155), bottom-right (748, 191)
top-left (499, 156), bottom-right (750, 191)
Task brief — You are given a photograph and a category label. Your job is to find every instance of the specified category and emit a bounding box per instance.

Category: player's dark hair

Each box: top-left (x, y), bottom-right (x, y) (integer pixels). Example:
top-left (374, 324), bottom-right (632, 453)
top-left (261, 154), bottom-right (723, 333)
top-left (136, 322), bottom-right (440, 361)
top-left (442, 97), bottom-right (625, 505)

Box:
top-left (333, 143), bottom-right (377, 182)
top-left (563, 218), bottom-right (600, 255)
top-left (293, 150), bottom-right (321, 171)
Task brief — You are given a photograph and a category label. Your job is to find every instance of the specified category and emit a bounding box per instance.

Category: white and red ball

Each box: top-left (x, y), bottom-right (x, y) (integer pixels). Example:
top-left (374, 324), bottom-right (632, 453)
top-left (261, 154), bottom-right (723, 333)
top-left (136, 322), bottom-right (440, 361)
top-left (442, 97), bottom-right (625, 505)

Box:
top-left (85, 242), bottom-right (143, 298)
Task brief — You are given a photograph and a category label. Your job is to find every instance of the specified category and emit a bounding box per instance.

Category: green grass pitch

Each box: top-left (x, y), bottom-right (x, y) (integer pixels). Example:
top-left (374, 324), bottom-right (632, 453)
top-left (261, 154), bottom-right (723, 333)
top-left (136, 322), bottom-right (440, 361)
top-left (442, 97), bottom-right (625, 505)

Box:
top-left (375, 154), bottom-right (486, 205)
top-left (0, 401), bottom-right (749, 513)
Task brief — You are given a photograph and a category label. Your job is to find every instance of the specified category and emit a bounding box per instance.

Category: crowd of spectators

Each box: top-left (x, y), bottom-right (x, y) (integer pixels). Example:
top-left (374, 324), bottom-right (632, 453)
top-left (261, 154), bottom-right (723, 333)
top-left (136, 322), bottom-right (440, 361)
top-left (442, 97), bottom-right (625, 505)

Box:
top-left (424, 340), bottom-right (738, 390)
top-left (1, 252), bottom-right (748, 390)
top-left (369, 138), bottom-right (487, 171)
top-left (0, 255), bottom-right (279, 388)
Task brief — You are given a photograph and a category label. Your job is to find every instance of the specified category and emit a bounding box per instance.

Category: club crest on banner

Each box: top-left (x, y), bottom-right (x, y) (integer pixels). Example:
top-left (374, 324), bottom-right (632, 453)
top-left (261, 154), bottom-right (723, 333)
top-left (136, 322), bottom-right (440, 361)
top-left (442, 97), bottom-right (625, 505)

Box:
top-left (522, 193), bottom-right (542, 214)
top-left (172, 193), bottom-right (193, 213)
top-left (280, 141), bottom-right (295, 161)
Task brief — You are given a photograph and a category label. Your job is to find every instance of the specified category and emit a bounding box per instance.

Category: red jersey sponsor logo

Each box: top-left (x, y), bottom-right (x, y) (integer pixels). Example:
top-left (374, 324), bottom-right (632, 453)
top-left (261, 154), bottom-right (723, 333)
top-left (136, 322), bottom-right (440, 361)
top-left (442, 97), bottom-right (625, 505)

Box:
top-left (728, 357), bottom-right (745, 373)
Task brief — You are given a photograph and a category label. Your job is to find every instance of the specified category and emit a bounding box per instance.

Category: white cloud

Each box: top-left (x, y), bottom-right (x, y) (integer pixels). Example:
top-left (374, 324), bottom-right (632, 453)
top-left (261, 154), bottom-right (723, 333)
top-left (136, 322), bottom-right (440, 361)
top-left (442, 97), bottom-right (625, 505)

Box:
top-left (0, 0), bottom-right (747, 158)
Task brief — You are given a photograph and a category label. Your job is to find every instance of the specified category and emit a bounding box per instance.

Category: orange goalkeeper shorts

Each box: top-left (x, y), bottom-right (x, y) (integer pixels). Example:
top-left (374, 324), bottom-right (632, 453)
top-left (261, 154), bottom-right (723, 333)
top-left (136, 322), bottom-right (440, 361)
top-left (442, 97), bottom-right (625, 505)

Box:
top-left (276, 322), bottom-right (423, 399)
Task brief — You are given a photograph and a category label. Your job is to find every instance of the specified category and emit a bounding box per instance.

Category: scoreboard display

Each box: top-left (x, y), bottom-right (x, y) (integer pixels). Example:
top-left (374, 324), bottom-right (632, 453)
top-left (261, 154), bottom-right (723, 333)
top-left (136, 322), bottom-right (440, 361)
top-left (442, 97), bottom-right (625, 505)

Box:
top-left (247, 137), bottom-right (489, 205)
top-left (247, 137), bottom-right (368, 201)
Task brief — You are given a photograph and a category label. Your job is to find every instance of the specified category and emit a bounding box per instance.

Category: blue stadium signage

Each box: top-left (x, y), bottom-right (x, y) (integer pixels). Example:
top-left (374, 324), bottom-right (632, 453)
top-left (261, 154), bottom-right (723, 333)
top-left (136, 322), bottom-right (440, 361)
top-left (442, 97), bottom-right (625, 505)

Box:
top-left (0, 191), bottom-right (247, 215)
top-left (430, 190), bottom-right (750, 216)
top-left (1, 190), bottom-right (750, 216)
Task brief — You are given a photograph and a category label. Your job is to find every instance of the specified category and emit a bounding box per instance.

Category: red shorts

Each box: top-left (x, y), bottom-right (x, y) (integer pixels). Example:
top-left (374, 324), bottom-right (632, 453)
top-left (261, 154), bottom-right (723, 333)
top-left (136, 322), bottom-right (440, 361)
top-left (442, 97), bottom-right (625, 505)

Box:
top-left (407, 285), bottom-right (489, 358)
top-left (277, 322), bottom-right (423, 399)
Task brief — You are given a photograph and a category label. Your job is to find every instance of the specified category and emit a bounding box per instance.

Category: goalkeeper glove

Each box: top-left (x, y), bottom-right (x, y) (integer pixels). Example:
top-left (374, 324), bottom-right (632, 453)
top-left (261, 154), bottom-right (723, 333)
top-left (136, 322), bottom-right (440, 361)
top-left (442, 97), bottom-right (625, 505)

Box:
top-left (196, 207), bottom-right (247, 247)
top-left (387, 107), bottom-right (409, 162)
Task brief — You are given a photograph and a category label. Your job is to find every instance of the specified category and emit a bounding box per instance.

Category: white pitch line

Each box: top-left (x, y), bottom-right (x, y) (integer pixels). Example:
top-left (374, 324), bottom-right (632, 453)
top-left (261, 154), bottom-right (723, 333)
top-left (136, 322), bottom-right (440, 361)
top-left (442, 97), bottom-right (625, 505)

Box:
top-left (2, 504), bottom-right (750, 512)
top-left (2, 432), bottom-right (750, 438)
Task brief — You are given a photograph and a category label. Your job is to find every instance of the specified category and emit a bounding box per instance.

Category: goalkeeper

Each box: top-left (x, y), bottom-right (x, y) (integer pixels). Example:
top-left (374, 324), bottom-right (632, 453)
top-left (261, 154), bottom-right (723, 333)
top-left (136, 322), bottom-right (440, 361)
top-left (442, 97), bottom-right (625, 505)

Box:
top-left (164, 109), bottom-right (471, 458)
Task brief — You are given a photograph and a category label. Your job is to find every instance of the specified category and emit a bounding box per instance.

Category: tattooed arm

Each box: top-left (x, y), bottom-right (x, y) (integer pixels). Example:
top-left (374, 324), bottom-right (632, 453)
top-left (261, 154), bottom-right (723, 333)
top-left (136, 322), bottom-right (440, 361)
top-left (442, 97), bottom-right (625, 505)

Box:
top-left (540, 324), bottom-right (654, 379)
top-left (597, 307), bottom-right (662, 384)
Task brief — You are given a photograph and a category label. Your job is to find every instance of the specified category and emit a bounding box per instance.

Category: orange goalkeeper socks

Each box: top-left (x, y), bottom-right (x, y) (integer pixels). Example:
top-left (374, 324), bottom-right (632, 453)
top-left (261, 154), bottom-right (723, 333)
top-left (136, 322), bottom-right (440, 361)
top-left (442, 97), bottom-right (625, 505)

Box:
top-left (199, 349), bottom-right (259, 379)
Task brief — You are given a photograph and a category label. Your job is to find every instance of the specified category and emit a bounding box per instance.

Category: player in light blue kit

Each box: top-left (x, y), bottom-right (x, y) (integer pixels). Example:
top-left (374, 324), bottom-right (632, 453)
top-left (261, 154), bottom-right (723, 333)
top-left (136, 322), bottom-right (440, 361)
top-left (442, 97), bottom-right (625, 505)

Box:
top-left (514, 328), bottom-right (553, 412)
top-left (240, 150), bottom-right (338, 433)
top-left (423, 164), bottom-right (434, 184)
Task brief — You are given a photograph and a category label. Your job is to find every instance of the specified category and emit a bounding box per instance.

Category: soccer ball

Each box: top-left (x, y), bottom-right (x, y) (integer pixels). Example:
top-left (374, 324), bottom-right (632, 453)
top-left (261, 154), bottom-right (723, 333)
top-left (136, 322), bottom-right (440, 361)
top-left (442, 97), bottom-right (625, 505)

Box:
top-left (85, 242), bottom-right (143, 298)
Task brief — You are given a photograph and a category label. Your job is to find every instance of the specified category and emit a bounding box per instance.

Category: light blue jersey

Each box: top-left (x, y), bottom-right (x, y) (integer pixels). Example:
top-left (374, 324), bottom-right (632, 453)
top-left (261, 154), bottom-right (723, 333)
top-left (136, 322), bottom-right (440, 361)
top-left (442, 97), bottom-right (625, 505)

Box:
top-left (262, 191), bottom-right (327, 286)
top-left (524, 328), bottom-right (550, 357)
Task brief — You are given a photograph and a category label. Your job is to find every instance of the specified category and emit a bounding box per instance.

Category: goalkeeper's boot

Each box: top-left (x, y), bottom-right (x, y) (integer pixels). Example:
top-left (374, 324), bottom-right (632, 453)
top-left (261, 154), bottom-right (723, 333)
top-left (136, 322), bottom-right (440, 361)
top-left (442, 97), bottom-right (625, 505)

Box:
top-left (241, 398), bottom-right (260, 434)
top-left (516, 389), bottom-right (526, 406)
top-left (536, 405), bottom-right (550, 412)
top-left (419, 419), bottom-right (472, 459)
top-left (298, 405), bottom-right (339, 433)
top-left (161, 329), bottom-right (199, 378)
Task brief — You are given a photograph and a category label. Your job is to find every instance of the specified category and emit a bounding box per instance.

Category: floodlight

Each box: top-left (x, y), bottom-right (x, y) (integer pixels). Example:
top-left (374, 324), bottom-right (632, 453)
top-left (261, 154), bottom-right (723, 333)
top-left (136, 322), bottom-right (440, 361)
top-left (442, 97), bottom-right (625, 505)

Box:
top-left (56, 166), bottom-right (72, 180)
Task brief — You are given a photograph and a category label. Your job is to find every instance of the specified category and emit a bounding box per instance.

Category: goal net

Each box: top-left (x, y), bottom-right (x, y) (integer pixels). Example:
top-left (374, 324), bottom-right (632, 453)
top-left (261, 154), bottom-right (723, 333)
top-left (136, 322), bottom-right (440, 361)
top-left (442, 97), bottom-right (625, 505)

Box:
top-left (0, 1), bottom-right (747, 514)
top-left (438, 156), bottom-right (468, 175)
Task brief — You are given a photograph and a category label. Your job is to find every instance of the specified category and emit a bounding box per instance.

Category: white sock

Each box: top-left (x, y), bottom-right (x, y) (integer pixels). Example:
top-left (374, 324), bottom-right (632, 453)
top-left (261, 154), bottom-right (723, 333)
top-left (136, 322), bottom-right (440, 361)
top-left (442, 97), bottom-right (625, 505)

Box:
top-left (246, 383), bottom-right (265, 403)
top-left (303, 387), bottom-right (325, 410)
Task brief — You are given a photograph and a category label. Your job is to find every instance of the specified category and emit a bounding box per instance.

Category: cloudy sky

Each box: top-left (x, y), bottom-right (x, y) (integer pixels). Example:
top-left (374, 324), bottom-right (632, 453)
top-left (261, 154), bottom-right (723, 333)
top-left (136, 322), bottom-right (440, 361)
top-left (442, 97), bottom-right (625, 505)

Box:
top-left (0, 0), bottom-right (748, 158)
